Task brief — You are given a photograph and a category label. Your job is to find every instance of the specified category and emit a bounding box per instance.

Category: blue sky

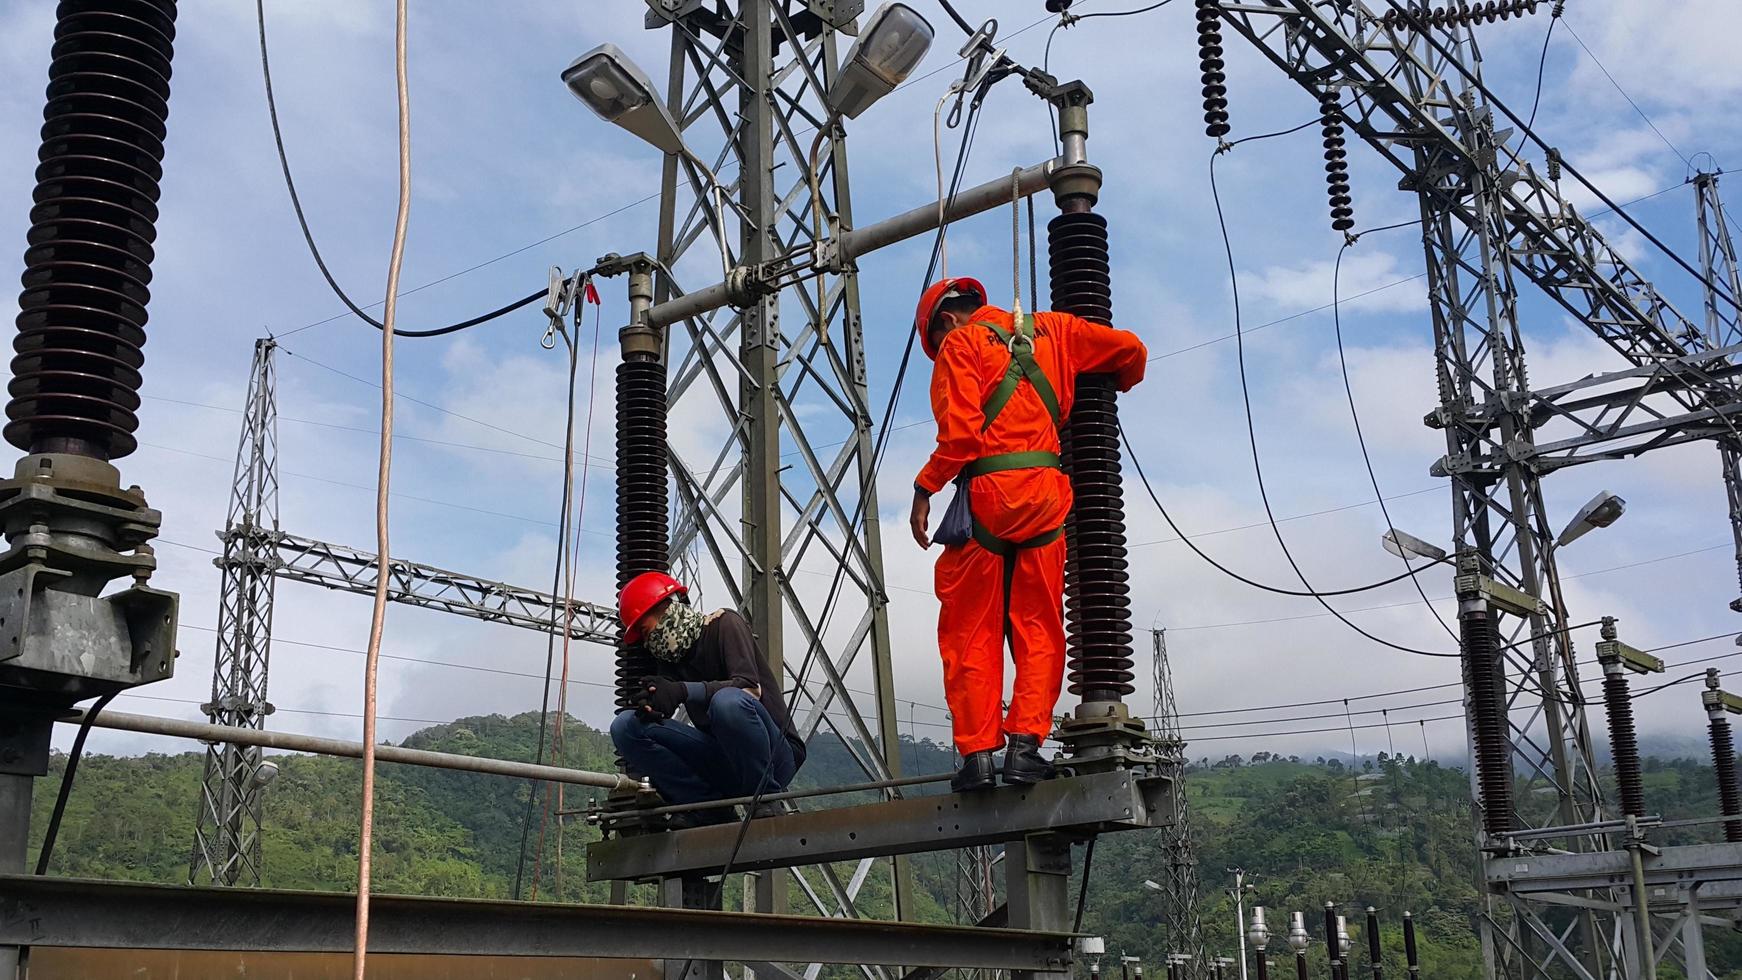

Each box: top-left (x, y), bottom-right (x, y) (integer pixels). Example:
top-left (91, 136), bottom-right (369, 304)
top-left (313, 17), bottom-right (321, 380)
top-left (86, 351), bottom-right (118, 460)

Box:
top-left (4, 0), bottom-right (1741, 766)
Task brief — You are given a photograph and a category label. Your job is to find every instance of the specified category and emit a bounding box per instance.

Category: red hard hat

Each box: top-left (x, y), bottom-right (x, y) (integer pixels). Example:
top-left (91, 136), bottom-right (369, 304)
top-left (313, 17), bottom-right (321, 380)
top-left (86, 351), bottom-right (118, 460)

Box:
top-left (617, 571), bottom-right (688, 643)
top-left (914, 277), bottom-right (986, 359)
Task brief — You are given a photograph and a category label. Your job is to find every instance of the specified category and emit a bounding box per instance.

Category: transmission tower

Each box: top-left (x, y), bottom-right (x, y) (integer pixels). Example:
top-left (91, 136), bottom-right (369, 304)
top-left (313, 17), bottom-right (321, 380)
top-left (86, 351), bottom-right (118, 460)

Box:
top-left (1695, 169), bottom-right (1742, 620)
top-left (190, 337), bottom-right (280, 886)
top-left (1150, 629), bottom-right (1205, 978)
top-left (1211, 3), bottom-right (1742, 976)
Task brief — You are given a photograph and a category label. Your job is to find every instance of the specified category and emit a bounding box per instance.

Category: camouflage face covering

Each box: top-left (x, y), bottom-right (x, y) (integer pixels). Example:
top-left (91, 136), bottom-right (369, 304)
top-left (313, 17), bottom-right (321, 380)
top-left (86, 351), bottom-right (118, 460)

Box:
top-left (645, 601), bottom-right (705, 662)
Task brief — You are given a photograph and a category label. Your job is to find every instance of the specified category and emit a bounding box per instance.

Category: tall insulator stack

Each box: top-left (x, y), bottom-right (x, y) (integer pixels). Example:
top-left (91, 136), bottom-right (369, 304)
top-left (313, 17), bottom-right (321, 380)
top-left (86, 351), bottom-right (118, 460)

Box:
top-left (11, 0), bottom-right (179, 462)
top-left (1460, 603), bottom-right (1513, 835)
top-left (614, 359), bottom-right (668, 712)
top-left (1596, 619), bottom-right (1646, 819)
top-left (1704, 669), bottom-right (1742, 843)
top-left (1194, 0), bottom-right (1229, 138)
top-left (1318, 89), bottom-right (1354, 233)
top-left (1048, 210), bottom-right (1135, 704)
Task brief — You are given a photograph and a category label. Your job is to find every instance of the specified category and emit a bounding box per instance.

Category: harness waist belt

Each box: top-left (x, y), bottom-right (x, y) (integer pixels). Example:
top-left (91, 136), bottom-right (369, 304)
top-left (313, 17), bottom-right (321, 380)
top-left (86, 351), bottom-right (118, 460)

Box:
top-left (961, 450), bottom-right (1061, 478)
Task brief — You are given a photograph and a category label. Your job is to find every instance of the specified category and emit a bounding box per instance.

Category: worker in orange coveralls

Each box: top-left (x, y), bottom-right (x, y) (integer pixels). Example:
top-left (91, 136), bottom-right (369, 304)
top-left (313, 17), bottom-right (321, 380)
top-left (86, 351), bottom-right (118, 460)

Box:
top-left (908, 277), bottom-right (1147, 792)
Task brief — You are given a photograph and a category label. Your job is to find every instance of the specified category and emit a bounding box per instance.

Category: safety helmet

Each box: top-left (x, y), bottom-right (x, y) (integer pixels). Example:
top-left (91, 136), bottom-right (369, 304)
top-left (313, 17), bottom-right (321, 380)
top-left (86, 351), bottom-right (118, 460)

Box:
top-left (914, 276), bottom-right (986, 359)
top-left (617, 571), bottom-right (688, 643)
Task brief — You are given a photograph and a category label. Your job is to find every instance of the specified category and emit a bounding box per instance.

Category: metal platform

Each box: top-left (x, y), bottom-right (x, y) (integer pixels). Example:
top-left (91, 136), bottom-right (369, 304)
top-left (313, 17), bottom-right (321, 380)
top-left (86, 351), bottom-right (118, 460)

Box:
top-left (0, 875), bottom-right (1073, 971)
top-left (588, 769), bottom-right (1174, 882)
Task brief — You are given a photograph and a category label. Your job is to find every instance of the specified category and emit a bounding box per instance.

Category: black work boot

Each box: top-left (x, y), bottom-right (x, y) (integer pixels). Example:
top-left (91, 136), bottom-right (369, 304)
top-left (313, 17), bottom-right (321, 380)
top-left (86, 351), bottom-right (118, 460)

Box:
top-left (951, 750), bottom-right (998, 792)
top-left (1002, 734), bottom-right (1054, 785)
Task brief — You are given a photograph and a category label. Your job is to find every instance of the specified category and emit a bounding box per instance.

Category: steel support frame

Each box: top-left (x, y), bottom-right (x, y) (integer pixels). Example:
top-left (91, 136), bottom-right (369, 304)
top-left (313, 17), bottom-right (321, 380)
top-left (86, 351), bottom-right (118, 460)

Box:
top-left (1694, 170), bottom-right (1742, 613)
top-left (1208, 2), bottom-right (1742, 976)
top-left (645, 0), bottom-right (908, 925)
top-left (189, 337), bottom-right (281, 887)
top-left (1150, 630), bottom-right (1206, 978)
top-left (0, 875), bottom-right (1074, 972)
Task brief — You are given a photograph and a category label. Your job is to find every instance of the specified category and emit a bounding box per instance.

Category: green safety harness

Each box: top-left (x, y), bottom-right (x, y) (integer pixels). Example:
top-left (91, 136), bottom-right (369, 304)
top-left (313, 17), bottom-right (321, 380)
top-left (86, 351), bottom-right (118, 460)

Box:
top-left (961, 316), bottom-right (1065, 645)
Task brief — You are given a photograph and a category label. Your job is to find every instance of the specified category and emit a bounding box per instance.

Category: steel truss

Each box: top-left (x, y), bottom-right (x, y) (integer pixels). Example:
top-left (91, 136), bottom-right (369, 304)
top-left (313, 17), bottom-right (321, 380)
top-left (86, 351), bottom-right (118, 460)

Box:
top-left (1213, 2), bottom-right (1742, 977)
top-left (643, 0), bottom-right (908, 923)
top-left (1150, 630), bottom-right (1205, 977)
top-left (190, 338), bottom-right (281, 887)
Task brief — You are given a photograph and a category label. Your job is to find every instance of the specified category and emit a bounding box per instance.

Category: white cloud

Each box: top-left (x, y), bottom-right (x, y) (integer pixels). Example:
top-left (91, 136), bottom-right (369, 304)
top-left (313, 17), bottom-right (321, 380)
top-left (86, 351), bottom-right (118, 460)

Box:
top-left (1247, 250), bottom-right (1427, 317)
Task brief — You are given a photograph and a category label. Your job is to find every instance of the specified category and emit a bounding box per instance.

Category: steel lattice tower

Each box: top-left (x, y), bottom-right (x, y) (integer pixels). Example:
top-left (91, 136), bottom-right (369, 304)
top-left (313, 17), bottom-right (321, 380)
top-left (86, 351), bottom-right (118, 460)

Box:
top-left (1150, 630), bottom-right (1205, 978)
top-left (189, 337), bottom-right (280, 886)
top-left (1695, 169), bottom-right (1742, 618)
top-left (641, 0), bottom-right (909, 918)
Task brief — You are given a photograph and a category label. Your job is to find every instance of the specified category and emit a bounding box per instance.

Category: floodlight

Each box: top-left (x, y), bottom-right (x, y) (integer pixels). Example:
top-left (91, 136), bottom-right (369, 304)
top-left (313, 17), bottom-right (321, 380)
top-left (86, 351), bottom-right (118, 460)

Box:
top-left (1382, 528), bottom-right (1447, 562)
top-left (1248, 906), bottom-right (1271, 950)
top-left (1556, 490), bottom-right (1626, 548)
top-left (250, 759), bottom-right (280, 789)
top-left (826, 3), bottom-right (934, 119)
top-left (1287, 912), bottom-right (1310, 953)
top-left (562, 43), bottom-right (684, 154)
top-left (1143, 879), bottom-right (1163, 891)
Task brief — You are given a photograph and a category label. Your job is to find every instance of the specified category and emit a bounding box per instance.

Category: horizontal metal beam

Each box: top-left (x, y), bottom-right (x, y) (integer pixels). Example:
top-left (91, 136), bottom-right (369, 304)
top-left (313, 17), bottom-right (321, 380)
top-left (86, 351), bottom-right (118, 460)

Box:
top-left (60, 707), bottom-right (640, 792)
top-left (271, 531), bottom-right (618, 645)
top-left (589, 769), bottom-right (1170, 880)
top-left (645, 158), bottom-right (1057, 329)
top-left (0, 876), bottom-right (1074, 970)
top-left (1491, 841), bottom-right (1742, 900)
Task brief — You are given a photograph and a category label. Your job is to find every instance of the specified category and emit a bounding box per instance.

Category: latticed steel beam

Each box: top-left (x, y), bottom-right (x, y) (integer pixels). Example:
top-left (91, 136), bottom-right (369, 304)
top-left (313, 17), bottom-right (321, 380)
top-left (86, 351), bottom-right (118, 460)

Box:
top-left (641, 0), bottom-right (909, 922)
top-left (1694, 170), bottom-right (1742, 616)
top-left (189, 338), bottom-right (281, 888)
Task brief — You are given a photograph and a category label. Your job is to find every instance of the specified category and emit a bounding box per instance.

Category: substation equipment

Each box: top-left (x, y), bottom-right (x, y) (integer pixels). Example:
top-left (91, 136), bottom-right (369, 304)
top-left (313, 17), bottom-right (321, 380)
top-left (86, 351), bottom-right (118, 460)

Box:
top-left (1200, 0), bottom-right (1742, 977)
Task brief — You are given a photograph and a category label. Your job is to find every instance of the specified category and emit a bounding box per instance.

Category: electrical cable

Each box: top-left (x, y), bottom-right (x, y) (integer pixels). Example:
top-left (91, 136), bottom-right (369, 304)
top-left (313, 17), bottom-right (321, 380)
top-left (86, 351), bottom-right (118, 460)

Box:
top-left (1119, 422), bottom-right (1453, 605)
top-left (512, 291), bottom-right (585, 901)
top-left (256, 0), bottom-right (541, 339)
top-left (1330, 221), bottom-right (1458, 644)
top-left (1379, 0), bottom-right (1739, 312)
top-left (1073, 836), bottom-right (1098, 934)
top-left (33, 692), bottom-right (117, 875)
top-left (1558, 18), bottom-right (1690, 171)
top-left (1042, 1), bottom-right (1178, 152)
top-left (1206, 140), bottom-right (1456, 659)
top-left (351, 0), bottom-right (410, 973)
top-left (935, 0), bottom-right (976, 36)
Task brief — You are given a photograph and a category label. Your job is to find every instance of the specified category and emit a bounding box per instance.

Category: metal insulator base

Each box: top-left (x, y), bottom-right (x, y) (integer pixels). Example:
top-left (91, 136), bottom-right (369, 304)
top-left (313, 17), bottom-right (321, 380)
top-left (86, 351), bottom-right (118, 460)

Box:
top-left (10, 0), bottom-right (179, 461)
top-left (614, 359), bottom-right (668, 712)
top-left (1194, 0), bottom-right (1229, 139)
top-left (1602, 669), bottom-right (1645, 818)
top-left (1461, 607), bottom-right (1513, 836)
top-left (1047, 211), bottom-right (1134, 701)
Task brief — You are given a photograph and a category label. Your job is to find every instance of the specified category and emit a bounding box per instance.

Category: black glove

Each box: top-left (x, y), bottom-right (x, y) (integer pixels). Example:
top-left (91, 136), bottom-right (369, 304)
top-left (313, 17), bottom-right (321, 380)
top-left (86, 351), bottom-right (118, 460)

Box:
top-left (636, 676), bottom-right (688, 719)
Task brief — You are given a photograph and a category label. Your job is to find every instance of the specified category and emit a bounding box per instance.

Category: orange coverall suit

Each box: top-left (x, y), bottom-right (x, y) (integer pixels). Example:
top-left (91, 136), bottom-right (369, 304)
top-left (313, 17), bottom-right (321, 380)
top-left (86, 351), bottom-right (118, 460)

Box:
top-left (916, 305), bottom-right (1148, 755)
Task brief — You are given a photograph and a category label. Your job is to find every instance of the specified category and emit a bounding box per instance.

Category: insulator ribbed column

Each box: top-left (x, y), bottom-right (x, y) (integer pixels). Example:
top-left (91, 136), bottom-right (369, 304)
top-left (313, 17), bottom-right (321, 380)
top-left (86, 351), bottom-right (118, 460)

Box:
top-left (1600, 658), bottom-right (1645, 819)
top-left (1047, 211), bottom-right (1135, 703)
top-left (11, 0), bottom-right (179, 461)
top-left (614, 359), bottom-right (667, 713)
top-left (1707, 671), bottom-right (1742, 843)
top-left (1461, 605), bottom-right (1513, 835)
top-left (1194, 0), bottom-right (1229, 138)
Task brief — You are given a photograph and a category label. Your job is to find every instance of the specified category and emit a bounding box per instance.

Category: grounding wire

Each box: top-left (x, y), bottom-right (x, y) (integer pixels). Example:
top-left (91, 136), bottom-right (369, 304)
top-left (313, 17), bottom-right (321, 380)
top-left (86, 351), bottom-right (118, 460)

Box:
top-left (33, 692), bottom-right (118, 876)
top-left (1209, 133), bottom-right (1455, 658)
top-left (256, 0), bottom-right (541, 340)
top-left (511, 301), bottom-right (584, 901)
top-left (1379, 0), bottom-right (1739, 312)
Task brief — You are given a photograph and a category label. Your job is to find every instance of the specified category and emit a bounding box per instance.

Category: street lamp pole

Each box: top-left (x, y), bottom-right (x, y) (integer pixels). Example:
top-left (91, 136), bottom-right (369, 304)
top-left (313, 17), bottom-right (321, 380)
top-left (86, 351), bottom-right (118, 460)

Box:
top-left (1230, 869), bottom-right (1249, 980)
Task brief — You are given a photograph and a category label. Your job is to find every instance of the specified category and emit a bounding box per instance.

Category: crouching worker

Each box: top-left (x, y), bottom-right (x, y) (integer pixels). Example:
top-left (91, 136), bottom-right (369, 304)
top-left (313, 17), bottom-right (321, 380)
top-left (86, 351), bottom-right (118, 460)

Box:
top-left (610, 571), bottom-right (805, 824)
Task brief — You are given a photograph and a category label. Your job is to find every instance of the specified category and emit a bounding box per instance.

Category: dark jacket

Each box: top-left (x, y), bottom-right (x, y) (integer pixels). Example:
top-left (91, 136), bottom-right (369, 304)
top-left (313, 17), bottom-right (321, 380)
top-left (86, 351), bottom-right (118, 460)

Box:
top-left (654, 609), bottom-right (806, 766)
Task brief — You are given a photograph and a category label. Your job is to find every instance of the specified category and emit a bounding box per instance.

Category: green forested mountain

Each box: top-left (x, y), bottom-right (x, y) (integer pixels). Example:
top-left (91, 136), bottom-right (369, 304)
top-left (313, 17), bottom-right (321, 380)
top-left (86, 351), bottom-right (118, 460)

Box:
top-left (25, 713), bottom-right (1742, 978)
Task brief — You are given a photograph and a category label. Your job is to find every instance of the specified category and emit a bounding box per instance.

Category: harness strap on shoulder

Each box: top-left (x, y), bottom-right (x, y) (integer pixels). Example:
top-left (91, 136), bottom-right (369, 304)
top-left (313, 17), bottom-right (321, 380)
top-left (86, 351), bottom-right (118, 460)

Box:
top-left (974, 317), bottom-right (1061, 433)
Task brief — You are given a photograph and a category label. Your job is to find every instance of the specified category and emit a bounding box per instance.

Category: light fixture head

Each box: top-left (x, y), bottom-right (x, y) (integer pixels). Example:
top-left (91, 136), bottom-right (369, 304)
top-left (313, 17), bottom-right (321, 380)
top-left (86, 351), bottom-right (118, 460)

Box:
top-left (1248, 906), bottom-right (1271, 950)
top-left (826, 3), bottom-right (934, 119)
top-left (1143, 879), bottom-right (1163, 891)
top-left (1556, 490), bottom-right (1626, 548)
top-left (250, 759), bottom-right (280, 789)
top-left (562, 43), bottom-right (685, 154)
top-left (1382, 528), bottom-right (1448, 562)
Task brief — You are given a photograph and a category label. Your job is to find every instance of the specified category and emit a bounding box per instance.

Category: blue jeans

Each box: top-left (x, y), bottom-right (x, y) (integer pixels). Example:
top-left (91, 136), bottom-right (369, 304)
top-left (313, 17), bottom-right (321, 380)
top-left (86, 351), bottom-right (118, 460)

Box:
top-left (610, 687), bottom-right (797, 819)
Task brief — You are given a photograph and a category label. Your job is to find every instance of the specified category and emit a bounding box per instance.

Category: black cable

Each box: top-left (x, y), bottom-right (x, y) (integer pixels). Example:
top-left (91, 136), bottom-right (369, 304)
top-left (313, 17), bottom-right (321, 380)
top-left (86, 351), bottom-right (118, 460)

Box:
top-left (935, 0), bottom-right (976, 36)
top-left (1043, 0), bottom-right (1178, 151)
top-left (511, 299), bottom-right (584, 900)
top-left (35, 692), bottom-right (118, 875)
top-left (1330, 222), bottom-right (1459, 645)
top-left (671, 735), bottom-right (782, 980)
top-left (1379, 0), bottom-right (1740, 312)
top-left (1072, 836), bottom-right (1097, 934)
top-left (256, 0), bottom-right (542, 338)
top-left (1119, 424), bottom-right (1453, 604)
top-left (1207, 144), bottom-right (1457, 659)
